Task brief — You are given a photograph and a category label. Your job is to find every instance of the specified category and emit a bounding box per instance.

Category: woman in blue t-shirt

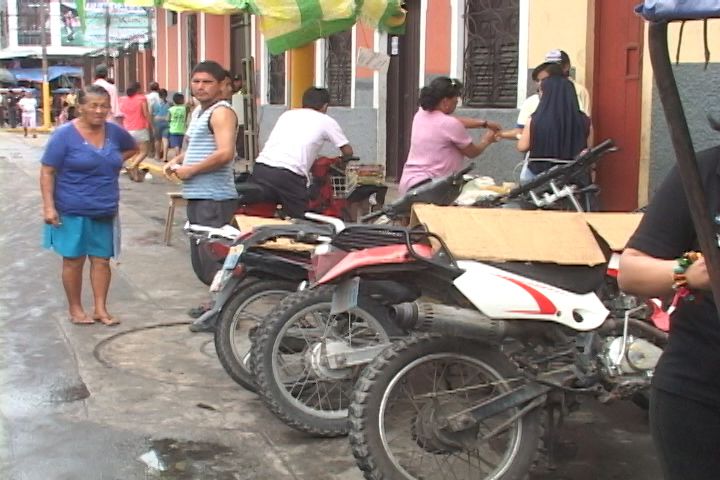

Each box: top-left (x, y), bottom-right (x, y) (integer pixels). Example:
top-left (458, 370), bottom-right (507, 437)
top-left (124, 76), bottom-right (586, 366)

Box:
top-left (40, 85), bottom-right (138, 326)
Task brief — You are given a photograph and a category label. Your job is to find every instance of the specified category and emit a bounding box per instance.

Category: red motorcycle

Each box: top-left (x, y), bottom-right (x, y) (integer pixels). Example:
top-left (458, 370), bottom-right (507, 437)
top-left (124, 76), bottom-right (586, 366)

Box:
top-left (195, 156), bottom-right (386, 285)
top-left (234, 156), bottom-right (387, 220)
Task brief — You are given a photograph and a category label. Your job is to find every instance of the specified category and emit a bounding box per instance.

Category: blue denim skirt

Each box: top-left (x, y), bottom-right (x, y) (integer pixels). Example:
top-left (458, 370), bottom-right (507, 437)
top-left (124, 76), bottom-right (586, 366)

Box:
top-left (43, 214), bottom-right (114, 258)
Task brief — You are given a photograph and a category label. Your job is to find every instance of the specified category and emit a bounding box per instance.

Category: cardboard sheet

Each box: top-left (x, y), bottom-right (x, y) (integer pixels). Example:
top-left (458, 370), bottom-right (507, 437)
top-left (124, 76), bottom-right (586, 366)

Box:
top-left (583, 212), bottom-right (644, 251)
top-left (410, 205), bottom-right (607, 266)
top-left (233, 215), bottom-right (315, 252)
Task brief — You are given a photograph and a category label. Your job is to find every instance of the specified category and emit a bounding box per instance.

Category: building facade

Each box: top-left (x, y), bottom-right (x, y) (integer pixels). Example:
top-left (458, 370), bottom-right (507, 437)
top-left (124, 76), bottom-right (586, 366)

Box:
top-left (151, 2), bottom-right (720, 210)
top-left (0, 0), bottom-right (154, 95)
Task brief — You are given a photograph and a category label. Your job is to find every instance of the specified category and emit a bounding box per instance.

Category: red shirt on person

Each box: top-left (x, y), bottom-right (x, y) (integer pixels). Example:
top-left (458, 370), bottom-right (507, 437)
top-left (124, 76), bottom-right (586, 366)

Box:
top-left (120, 94), bottom-right (149, 131)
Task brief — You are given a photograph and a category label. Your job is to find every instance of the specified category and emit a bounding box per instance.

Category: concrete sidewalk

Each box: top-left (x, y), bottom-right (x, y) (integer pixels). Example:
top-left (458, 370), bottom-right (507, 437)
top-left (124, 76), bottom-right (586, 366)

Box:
top-left (0, 132), bottom-right (661, 480)
top-left (0, 132), bottom-right (365, 480)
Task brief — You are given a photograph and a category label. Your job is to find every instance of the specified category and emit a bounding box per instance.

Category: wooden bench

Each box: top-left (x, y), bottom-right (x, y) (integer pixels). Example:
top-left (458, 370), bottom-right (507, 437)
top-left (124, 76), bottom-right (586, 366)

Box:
top-left (164, 192), bottom-right (187, 246)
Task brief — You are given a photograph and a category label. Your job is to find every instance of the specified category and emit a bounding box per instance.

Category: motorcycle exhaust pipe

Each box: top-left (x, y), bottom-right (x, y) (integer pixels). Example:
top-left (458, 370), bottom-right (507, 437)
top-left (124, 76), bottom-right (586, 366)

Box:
top-left (391, 302), bottom-right (524, 343)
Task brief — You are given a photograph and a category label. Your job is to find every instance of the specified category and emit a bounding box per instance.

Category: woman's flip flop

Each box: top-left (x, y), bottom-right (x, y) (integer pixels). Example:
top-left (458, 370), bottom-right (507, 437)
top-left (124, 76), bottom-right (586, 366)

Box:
top-left (70, 314), bottom-right (95, 325)
top-left (93, 315), bottom-right (120, 326)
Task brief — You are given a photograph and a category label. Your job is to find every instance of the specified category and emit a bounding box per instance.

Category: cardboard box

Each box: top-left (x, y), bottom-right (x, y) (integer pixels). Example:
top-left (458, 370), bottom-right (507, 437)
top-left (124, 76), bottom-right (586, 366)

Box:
top-left (233, 215), bottom-right (315, 252)
top-left (409, 205), bottom-right (609, 266)
top-left (583, 212), bottom-right (644, 251)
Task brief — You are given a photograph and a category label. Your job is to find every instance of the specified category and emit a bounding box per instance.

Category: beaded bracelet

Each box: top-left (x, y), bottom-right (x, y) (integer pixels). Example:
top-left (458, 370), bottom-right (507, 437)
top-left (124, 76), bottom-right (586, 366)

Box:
top-left (672, 251), bottom-right (703, 291)
top-left (669, 251), bottom-right (703, 309)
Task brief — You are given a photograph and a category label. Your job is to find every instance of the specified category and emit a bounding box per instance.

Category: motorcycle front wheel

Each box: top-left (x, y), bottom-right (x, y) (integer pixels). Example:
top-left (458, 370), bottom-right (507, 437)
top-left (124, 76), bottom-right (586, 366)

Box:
top-left (349, 334), bottom-right (544, 480)
top-left (214, 278), bottom-right (298, 393)
top-left (252, 285), bottom-right (402, 437)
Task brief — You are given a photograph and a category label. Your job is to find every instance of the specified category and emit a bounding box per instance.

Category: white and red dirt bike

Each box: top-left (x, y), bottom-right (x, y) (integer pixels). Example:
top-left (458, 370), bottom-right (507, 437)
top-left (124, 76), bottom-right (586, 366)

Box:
top-left (249, 141), bottom-right (666, 448)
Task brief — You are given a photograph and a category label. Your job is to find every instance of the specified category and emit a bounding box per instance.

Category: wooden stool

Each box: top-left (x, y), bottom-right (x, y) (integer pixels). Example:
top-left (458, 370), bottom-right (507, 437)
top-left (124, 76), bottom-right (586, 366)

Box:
top-left (164, 192), bottom-right (187, 246)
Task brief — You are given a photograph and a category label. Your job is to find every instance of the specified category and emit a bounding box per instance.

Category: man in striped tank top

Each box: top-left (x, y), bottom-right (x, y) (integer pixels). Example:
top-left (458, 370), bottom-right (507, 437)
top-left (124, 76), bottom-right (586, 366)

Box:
top-left (163, 61), bottom-right (238, 331)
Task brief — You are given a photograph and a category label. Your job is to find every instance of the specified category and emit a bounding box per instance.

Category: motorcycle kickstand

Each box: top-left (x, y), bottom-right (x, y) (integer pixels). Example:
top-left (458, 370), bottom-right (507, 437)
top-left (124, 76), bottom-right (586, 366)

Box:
top-left (543, 403), bottom-right (564, 471)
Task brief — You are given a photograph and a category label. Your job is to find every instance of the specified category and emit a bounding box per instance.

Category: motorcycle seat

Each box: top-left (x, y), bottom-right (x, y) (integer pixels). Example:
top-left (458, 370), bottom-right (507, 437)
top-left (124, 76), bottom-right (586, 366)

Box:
top-left (236, 182), bottom-right (269, 204)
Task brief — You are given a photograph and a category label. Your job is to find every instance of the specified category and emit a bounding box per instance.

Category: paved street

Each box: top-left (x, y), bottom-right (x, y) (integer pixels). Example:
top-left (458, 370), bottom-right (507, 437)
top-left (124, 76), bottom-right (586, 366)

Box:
top-left (0, 132), bottom-right (662, 480)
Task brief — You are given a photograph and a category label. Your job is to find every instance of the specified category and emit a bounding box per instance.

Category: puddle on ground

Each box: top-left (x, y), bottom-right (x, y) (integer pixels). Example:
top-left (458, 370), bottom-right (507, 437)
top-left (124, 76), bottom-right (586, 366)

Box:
top-left (141, 438), bottom-right (256, 479)
top-left (49, 381), bottom-right (91, 403)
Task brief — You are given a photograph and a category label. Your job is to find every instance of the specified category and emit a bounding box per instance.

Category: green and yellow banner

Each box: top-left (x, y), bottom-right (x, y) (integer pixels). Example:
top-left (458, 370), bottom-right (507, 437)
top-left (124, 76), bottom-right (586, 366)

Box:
top-left (79, 0), bottom-right (406, 54)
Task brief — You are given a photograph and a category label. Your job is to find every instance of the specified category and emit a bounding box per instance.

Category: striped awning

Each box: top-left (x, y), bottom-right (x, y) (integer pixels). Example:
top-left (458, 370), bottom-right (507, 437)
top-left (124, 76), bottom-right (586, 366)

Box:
top-left (79, 0), bottom-right (405, 54)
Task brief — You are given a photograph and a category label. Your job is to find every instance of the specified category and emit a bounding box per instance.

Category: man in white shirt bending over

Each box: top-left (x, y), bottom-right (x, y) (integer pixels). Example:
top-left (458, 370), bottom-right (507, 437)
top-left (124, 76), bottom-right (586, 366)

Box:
top-left (251, 87), bottom-right (353, 218)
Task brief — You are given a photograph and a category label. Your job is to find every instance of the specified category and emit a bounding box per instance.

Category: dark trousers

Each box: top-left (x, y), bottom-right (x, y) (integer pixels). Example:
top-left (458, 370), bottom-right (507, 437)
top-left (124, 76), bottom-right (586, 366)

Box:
top-left (250, 163), bottom-right (308, 219)
top-left (186, 199), bottom-right (238, 285)
top-left (650, 387), bottom-right (720, 480)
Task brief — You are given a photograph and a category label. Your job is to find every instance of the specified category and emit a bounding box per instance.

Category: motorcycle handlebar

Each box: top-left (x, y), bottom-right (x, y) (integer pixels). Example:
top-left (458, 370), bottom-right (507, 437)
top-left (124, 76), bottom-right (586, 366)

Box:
top-left (503, 139), bottom-right (617, 201)
top-left (360, 164), bottom-right (475, 223)
top-left (360, 209), bottom-right (386, 222)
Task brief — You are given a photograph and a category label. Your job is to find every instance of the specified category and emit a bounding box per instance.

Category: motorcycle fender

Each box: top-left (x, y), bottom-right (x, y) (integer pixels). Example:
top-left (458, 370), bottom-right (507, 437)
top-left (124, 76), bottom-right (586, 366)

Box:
top-left (316, 244), bottom-right (433, 285)
top-left (453, 261), bottom-right (609, 331)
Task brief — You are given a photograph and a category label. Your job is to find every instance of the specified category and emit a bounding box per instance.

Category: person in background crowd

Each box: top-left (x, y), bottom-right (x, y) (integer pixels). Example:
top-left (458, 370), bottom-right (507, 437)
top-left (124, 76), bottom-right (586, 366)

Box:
top-left (167, 92), bottom-right (187, 160)
top-left (57, 101), bottom-right (70, 126)
top-left (618, 144), bottom-right (720, 480)
top-left (545, 49), bottom-right (591, 115)
top-left (146, 82), bottom-right (161, 158)
top-left (18, 90), bottom-right (38, 138)
top-left (7, 91), bottom-right (19, 128)
top-left (152, 88), bottom-right (170, 162)
top-left (398, 77), bottom-right (499, 194)
top-left (231, 74), bottom-right (246, 160)
top-left (516, 75), bottom-right (591, 184)
top-left (162, 61), bottom-right (238, 332)
top-left (495, 62), bottom-right (565, 141)
top-left (92, 64), bottom-right (122, 124)
top-left (120, 82), bottom-right (151, 182)
top-left (40, 85), bottom-right (138, 326)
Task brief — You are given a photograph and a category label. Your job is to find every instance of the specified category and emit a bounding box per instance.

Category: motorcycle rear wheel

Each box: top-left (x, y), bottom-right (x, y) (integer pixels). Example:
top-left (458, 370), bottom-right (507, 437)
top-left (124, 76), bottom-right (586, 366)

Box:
top-left (252, 285), bottom-right (402, 437)
top-left (214, 278), bottom-right (298, 393)
top-left (349, 334), bottom-right (544, 480)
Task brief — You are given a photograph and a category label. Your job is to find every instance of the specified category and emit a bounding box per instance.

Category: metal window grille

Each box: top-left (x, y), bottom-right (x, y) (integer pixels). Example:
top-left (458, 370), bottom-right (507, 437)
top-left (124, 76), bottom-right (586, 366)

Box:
top-left (325, 29), bottom-right (352, 107)
top-left (463, 0), bottom-right (519, 108)
top-left (268, 52), bottom-right (286, 105)
top-left (16, 0), bottom-right (50, 46)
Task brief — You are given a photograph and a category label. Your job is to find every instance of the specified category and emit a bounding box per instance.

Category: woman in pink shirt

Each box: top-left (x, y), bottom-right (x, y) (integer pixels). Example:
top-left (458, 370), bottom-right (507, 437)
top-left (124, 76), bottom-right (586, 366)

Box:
top-left (120, 82), bottom-right (151, 182)
top-left (399, 77), bottom-right (500, 194)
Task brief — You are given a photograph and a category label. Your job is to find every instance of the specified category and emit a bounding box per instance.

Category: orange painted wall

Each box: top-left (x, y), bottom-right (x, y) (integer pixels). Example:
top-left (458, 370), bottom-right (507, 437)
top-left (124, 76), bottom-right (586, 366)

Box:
top-left (166, 14), bottom-right (179, 92)
top-left (156, 10), bottom-right (167, 87)
top-left (356, 24), bottom-right (374, 79)
top-left (204, 14), bottom-right (230, 66)
top-left (179, 13), bottom-right (187, 93)
top-left (425, 0), bottom-right (451, 75)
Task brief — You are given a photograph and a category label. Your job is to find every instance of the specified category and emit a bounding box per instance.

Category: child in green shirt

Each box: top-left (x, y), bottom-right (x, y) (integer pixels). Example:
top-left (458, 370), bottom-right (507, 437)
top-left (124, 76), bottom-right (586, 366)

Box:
top-left (168, 93), bottom-right (187, 158)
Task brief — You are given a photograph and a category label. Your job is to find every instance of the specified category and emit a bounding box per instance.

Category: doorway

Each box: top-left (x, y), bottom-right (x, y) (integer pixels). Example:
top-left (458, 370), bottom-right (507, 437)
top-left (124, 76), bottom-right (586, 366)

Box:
top-left (593, 0), bottom-right (644, 211)
top-left (385, 2), bottom-right (421, 180)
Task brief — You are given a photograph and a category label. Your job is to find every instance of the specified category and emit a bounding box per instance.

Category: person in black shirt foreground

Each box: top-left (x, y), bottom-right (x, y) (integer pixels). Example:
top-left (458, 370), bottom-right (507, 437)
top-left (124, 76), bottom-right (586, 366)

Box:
top-left (619, 145), bottom-right (720, 480)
